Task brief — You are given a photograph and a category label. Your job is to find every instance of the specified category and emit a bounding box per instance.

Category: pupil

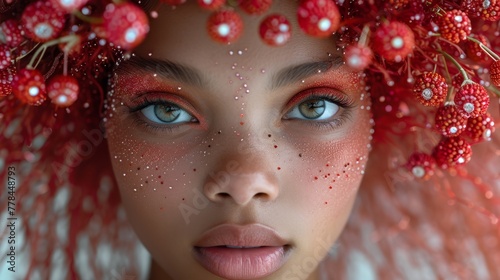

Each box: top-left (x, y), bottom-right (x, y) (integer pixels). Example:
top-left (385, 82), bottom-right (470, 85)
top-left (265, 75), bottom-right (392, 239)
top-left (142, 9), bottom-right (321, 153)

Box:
top-left (154, 104), bottom-right (181, 122)
top-left (299, 99), bottom-right (325, 119)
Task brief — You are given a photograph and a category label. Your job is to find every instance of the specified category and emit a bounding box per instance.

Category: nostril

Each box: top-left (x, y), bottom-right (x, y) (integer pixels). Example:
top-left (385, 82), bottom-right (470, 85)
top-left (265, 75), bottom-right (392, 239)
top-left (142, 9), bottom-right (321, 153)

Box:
top-left (218, 193), bottom-right (231, 199)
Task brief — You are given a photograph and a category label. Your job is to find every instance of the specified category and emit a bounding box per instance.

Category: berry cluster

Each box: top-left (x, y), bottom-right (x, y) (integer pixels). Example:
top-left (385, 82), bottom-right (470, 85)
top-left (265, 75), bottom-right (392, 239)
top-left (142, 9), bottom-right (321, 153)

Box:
top-left (0, 0), bottom-right (498, 180)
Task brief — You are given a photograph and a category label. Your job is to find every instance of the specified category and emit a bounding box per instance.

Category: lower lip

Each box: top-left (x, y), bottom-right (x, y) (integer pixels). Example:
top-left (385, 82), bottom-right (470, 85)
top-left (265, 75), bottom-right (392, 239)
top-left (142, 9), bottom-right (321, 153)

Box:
top-left (194, 246), bottom-right (289, 279)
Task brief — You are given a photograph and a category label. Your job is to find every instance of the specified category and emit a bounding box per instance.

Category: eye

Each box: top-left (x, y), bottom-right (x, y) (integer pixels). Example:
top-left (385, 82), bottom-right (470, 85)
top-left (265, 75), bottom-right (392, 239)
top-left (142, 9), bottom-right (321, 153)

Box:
top-left (285, 98), bottom-right (340, 121)
top-left (140, 102), bottom-right (195, 124)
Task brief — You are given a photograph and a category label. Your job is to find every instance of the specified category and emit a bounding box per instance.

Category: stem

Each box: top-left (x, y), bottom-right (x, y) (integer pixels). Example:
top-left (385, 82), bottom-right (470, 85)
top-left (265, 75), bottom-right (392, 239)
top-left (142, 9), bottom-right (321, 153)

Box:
top-left (358, 25), bottom-right (370, 46)
top-left (72, 10), bottom-right (103, 24)
top-left (27, 34), bottom-right (80, 69)
top-left (439, 50), bottom-right (470, 84)
top-left (487, 84), bottom-right (500, 98)
top-left (467, 36), bottom-right (500, 61)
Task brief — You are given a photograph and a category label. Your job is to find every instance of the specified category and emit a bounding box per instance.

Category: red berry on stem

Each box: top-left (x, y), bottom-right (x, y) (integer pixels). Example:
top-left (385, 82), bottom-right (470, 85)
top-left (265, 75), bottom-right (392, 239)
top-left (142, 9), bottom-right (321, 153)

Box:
top-left (436, 9), bottom-right (471, 44)
top-left (297, 0), bottom-right (341, 38)
top-left (0, 20), bottom-right (25, 48)
top-left (405, 152), bottom-right (436, 179)
top-left (490, 60), bottom-right (500, 87)
top-left (463, 113), bottom-right (495, 143)
top-left (259, 14), bottom-right (292, 46)
top-left (372, 21), bottom-right (415, 62)
top-left (465, 34), bottom-right (491, 64)
top-left (102, 2), bottom-right (150, 50)
top-left (413, 72), bottom-right (448, 106)
top-left (475, 0), bottom-right (500, 21)
top-left (433, 136), bottom-right (472, 169)
top-left (207, 10), bottom-right (243, 44)
top-left (435, 104), bottom-right (468, 137)
top-left (197, 0), bottom-right (225, 10)
top-left (21, 0), bottom-right (67, 42)
top-left (12, 69), bottom-right (47, 106)
top-left (0, 44), bottom-right (12, 70)
top-left (0, 66), bottom-right (16, 96)
top-left (454, 83), bottom-right (489, 118)
top-left (50, 0), bottom-right (89, 13)
top-left (344, 45), bottom-right (373, 71)
top-left (47, 75), bottom-right (79, 107)
top-left (240, 0), bottom-right (272, 15)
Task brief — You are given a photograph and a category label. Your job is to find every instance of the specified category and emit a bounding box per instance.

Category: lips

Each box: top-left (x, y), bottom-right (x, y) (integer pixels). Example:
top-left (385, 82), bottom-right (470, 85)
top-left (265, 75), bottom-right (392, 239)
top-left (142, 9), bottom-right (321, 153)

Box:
top-left (193, 224), bottom-right (291, 279)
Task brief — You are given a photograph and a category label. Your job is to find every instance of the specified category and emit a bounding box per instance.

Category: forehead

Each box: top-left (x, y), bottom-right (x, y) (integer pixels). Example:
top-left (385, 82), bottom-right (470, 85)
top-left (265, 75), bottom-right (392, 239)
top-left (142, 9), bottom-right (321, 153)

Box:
top-left (134, 2), bottom-right (339, 69)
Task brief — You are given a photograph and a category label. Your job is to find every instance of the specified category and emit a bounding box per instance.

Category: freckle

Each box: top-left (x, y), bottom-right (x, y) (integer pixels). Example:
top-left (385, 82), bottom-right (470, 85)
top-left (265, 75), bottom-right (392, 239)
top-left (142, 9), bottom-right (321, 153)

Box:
top-left (182, 198), bottom-right (185, 201)
top-left (208, 145), bottom-right (211, 148)
top-left (324, 201), bottom-right (328, 204)
top-left (268, 134), bottom-right (272, 137)
top-left (218, 130), bottom-right (222, 134)
top-left (161, 181), bottom-right (164, 184)
top-left (274, 145), bottom-right (278, 148)
top-left (137, 167), bottom-right (141, 170)
top-left (193, 168), bottom-right (197, 172)
top-left (299, 153), bottom-right (302, 157)
top-left (145, 180), bottom-right (148, 184)
top-left (158, 175), bottom-right (161, 178)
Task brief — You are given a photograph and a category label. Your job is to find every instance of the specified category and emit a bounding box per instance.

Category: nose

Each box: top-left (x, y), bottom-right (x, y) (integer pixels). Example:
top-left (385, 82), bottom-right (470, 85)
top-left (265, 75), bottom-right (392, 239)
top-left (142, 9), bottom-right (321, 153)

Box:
top-left (202, 156), bottom-right (280, 206)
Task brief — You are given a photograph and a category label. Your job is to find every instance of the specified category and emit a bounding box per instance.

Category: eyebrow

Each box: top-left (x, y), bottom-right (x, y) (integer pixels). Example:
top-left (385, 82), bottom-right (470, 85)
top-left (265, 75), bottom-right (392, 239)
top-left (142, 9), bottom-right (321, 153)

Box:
top-left (118, 55), bottom-right (205, 88)
top-left (117, 54), bottom-right (344, 90)
top-left (270, 56), bottom-right (344, 90)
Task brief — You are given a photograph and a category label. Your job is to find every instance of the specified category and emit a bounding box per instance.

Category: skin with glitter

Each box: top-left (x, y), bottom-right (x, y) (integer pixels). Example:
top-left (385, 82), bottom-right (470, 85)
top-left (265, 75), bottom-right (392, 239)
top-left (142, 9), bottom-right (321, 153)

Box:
top-left (105, 2), bottom-right (372, 279)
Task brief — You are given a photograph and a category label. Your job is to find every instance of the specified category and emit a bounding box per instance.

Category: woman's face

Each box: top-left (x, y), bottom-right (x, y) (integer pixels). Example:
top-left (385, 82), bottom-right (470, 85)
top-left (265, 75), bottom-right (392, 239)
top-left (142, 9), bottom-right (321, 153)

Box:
top-left (105, 2), bottom-right (372, 279)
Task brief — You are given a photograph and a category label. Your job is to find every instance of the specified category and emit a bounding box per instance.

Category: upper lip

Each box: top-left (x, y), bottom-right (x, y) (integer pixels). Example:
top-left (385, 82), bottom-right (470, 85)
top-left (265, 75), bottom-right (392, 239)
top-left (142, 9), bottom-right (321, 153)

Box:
top-left (194, 224), bottom-right (289, 248)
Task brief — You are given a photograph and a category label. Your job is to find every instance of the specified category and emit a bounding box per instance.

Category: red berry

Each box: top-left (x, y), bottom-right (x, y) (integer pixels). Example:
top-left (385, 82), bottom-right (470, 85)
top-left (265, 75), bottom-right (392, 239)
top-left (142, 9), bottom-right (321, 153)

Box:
top-left (0, 44), bottom-right (12, 70)
top-left (297, 0), bottom-right (341, 38)
top-left (372, 21), bottom-right (415, 62)
top-left (102, 2), bottom-right (150, 50)
top-left (161, 0), bottom-right (187, 5)
top-left (463, 113), bottom-right (495, 143)
top-left (435, 104), bottom-right (468, 137)
top-left (12, 69), bottom-right (47, 106)
top-left (0, 66), bottom-right (16, 96)
top-left (50, 0), bottom-right (89, 12)
top-left (465, 34), bottom-right (491, 64)
top-left (344, 45), bottom-right (373, 71)
top-left (490, 60), bottom-right (500, 87)
top-left (207, 10), bottom-right (243, 44)
top-left (454, 83), bottom-right (490, 118)
top-left (47, 75), bottom-right (79, 107)
top-left (413, 72), bottom-right (448, 106)
top-left (433, 137), bottom-right (472, 169)
top-left (405, 152), bottom-right (436, 179)
top-left (475, 0), bottom-right (500, 21)
top-left (21, 0), bottom-right (67, 42)
top-left (0, 20), bottom-right (25, 48)
top-left (405, 152), bottom-right (436, 180)
top-left (436, 9), bottom-right (471, 44)
top-left (197, 0), bottom-right (225, 10)
top-left (239, 0), bottom-right (272, 15)
top-left (259, 14), bottom-right (292, 46)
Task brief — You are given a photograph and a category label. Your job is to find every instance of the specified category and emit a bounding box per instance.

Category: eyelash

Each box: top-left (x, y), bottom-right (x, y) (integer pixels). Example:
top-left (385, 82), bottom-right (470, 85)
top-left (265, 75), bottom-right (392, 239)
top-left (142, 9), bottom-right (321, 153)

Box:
top-left (129, 96), bottom-right (198, 133)
top-left (127, 90), bottom-right (355, 133)
top-left (285, 91), bottom-right (355, 130)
